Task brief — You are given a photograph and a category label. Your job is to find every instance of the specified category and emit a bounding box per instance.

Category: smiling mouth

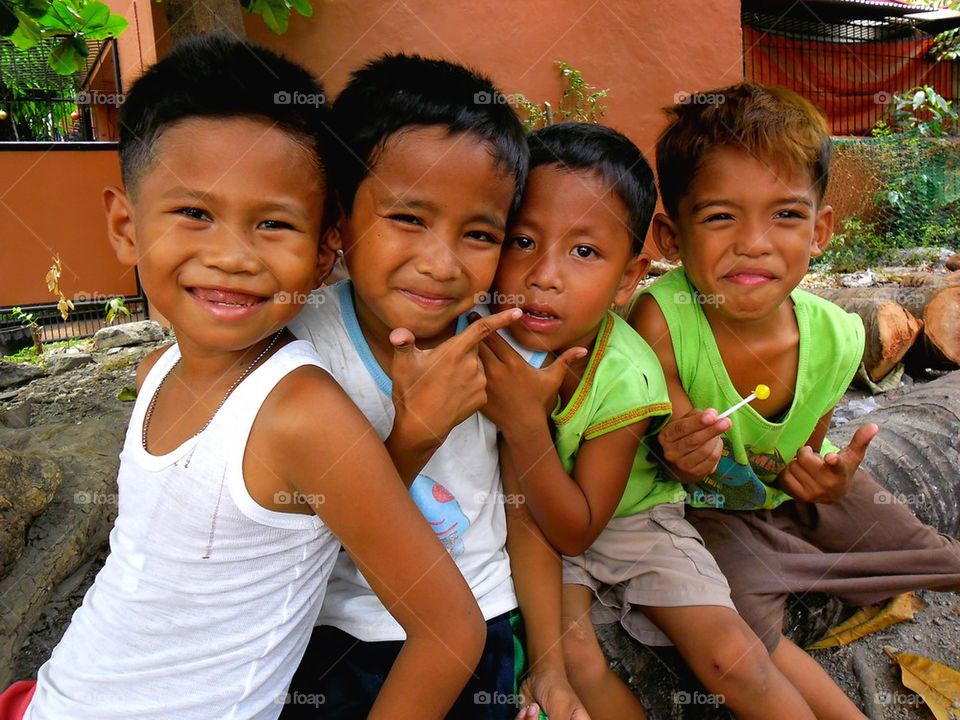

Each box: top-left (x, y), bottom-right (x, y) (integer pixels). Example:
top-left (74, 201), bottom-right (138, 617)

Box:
top-left (399, 289), bottom-right (456, 310)
top-left (188, 287), bottom-right (268, 319)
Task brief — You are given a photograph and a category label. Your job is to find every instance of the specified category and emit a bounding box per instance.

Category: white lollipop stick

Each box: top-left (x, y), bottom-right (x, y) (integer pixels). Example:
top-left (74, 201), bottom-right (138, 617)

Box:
top-left (717, 384), bottom-right (770, 419)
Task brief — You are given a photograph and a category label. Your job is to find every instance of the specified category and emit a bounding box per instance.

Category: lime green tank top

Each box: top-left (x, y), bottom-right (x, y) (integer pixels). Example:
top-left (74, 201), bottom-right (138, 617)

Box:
top-left (641, 269), bottom-right (864, 510)
top-left (551, 311), bottom-right (679, 517)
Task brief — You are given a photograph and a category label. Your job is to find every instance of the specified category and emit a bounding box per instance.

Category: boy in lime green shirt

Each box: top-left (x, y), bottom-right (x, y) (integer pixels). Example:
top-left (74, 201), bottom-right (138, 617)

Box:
top-left (632, 82), bottom-right (960, 720)
top-left (480, 123), bottom-right (815, 720)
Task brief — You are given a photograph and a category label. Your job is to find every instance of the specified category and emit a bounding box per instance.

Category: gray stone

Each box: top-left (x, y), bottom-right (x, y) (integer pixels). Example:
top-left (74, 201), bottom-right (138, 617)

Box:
top-left (46, 353), bottom-right (93, 376)
top-left (0, 362), bottom-right (46, 390)
top-left (0, 401), bottom-right (31, 429)
top-left (93, 321), bottom-right (164, 350)
top-left (893, 246), bottom-right (955, 266)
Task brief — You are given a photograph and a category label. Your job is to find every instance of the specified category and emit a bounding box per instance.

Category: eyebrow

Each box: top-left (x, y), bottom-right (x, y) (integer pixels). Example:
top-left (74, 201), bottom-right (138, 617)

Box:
top-left (692, 196), bottom-right (813, 212)
top-left (384, 197), bottom-right (506, 232)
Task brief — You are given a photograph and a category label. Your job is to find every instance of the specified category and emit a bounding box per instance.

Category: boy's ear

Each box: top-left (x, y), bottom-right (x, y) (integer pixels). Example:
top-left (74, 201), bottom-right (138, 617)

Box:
top-left (104, 186), bottom-right (138, 267)
top-left (810, 204), bottom-right (835, 258)
top-left (313, 221), bottom-right (343, 287)
top-left (614, 253), bottom-right (650, 308)
top-left (651, 212), bottom-right (682, 262)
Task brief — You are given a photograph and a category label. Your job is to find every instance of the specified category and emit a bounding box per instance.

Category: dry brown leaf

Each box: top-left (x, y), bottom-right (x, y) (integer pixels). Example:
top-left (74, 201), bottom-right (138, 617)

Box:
top-left (807, 592), bottom-right (927, 649)
top-left (884, 646), bottom-right (960, 720)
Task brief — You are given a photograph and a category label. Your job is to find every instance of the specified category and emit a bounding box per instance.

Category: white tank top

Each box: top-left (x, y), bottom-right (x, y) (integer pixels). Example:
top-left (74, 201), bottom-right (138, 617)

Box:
top-left (26, 340), bottom-right (339, 720)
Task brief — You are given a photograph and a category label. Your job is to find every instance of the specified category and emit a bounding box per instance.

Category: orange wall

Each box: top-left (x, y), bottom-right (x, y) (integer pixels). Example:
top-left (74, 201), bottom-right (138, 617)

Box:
top-left (244, 0), bottom-right (744, 173)
top-left (0, 147), bottom-right (137, 307)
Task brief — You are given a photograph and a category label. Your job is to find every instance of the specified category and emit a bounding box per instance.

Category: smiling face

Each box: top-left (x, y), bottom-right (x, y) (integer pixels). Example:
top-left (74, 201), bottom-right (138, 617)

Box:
top-left (493, 165), bottom-right (646, 353)
top-left (656, 145), bottom-right (833, 324)
top-left (339, 126), bottom-right (516, 353)
top-left (107, 116), bottom-right (331, 355)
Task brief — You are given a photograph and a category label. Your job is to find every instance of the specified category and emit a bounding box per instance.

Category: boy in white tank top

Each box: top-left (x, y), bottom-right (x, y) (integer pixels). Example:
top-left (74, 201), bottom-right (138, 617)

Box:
top-left (0, 35), bottom-right (484, 720)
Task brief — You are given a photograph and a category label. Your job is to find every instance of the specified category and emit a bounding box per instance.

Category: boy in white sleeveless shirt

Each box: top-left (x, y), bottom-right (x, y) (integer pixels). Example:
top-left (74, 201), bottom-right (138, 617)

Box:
top-left (0, 35), bottom-right (484, 720)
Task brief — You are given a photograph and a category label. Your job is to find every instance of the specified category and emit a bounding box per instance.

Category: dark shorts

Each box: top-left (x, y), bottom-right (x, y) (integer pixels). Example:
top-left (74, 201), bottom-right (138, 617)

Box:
top-left (280, 610), bottom-right (533, 719)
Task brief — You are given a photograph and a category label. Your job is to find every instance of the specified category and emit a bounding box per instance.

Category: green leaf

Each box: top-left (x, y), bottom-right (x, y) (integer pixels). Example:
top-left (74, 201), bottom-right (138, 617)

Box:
top-left (8, 13), bottom-right (41, 48)
top-left (23, 0), bottom-right (51, 19)
top-left (913, 90), bottom-right (926, 110)
top-left (49, 36), bottom-right (84, 74)
top-left (79, 1), bottom-right (109, 27)
top-left (288, 0), bottom-right (313, 17)
top-left (252, 0), bottom-right (290, 34)
top-left (117, 386), bottom-right (138, 402)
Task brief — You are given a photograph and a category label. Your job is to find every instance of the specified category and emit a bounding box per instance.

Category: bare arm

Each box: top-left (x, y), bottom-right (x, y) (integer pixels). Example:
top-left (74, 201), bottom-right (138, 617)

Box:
top-left (263, 367), bottom-right (486, 719)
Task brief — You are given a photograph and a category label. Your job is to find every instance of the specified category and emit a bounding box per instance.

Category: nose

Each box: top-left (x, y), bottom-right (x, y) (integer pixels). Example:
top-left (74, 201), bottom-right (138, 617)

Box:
top-left (415, 232), bottom-right (463, 282)
top-left (525, 250), bottom-right (563, 293)
top-left (201, 228), bottom-right (263, 276)
top-left (733, 217), bottom-right (773, 257)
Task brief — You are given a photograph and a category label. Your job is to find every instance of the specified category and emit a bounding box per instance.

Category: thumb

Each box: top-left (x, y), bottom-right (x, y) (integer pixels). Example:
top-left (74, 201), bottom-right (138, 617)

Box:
top-left (389, 327), bottom-right (418, 354)
top-left (548, 346), bottom-right (588, 381)
top-left (841, 422), bottom-right (879, 464)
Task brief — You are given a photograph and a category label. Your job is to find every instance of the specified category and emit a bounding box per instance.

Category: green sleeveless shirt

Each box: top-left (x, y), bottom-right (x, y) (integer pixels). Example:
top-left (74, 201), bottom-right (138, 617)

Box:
top-left (551, 311), bottom-right (678, 517)
top-left (641, 269), bottom-right (864, 510)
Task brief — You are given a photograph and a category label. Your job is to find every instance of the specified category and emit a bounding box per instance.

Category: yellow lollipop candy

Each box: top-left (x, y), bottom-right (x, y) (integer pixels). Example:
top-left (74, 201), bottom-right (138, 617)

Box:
top-left (718, 384), bottom-right (770, 419)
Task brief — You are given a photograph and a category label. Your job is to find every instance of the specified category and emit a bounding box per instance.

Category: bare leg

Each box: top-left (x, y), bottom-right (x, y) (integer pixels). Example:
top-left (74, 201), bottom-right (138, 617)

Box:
top-left (643, 604), bottom-right (816, 720)
top-left (770, 635), bottom-right (866, 720)
top-left (560, 584), bottom-right (647, 720)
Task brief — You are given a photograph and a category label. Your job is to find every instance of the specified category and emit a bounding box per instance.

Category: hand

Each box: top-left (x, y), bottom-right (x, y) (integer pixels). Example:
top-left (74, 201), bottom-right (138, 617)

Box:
top-left (389, 308), bottom-right (522, 450)
top-left (474, 321), bottom-right (587, 435)
top-left (516, 667), bottom-right (591, 720)
top-left (657, 408), bottom-right (732, 482)
top-left (777, 423), bottom-right (879, 503)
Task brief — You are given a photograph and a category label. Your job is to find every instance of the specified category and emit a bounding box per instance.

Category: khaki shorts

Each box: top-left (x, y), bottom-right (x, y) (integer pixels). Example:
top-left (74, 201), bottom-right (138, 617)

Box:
top-left (563, 502), bottom-right (735, 646)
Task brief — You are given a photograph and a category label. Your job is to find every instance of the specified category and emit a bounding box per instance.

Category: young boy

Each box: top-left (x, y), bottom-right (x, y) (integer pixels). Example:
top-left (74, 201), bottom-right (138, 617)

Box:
top-left (480, 122), bottom-right (816, 719)
top-left (0, 36), bottom-right (485, 720)
top-left (632, 82), bottom-right (960, 719)
top-left (283, 55), bottom-right (585, 719)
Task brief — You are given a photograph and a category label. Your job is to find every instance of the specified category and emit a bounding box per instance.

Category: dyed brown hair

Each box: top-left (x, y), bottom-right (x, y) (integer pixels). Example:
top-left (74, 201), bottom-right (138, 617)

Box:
top-left (655, 83), bottom-right (832, 218)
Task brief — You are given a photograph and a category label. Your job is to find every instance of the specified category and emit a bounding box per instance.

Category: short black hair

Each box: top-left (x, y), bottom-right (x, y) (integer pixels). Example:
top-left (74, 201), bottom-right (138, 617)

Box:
top-left (328, 53), bottom-right (528, 218)
top-left (527, 123), bottom-right (657, 255)
top-left (119, 33), bottom-right (330, 196)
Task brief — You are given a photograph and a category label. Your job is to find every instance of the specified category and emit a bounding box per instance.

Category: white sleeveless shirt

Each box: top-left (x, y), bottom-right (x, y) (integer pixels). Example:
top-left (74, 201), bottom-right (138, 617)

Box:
top-left (26, 340), bottom-right (339, 720)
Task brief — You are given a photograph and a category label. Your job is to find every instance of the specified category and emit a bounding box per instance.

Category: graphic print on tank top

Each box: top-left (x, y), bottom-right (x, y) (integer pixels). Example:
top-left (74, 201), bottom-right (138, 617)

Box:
top-left (687, 440), bottom-right (787, 510)
top-left (409, 474), bottom-right (470, 558)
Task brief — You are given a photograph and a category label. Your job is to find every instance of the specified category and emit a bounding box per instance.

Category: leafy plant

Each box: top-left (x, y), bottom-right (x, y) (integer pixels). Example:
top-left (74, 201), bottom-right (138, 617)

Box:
top-left (240, 0), bottom-right (313, 34)
top-left (104, 296), bottom-right (130, 325)
top-left (11, 306), bottom-right (43, 354)
top-left (46, 254), bottom-right (74, 321)
top-left (514, 61), bottom-right (609, 132)
top-left (814, 217), bottom-right (889, 270)
top-left (872, 85), bottom-right (958, 138)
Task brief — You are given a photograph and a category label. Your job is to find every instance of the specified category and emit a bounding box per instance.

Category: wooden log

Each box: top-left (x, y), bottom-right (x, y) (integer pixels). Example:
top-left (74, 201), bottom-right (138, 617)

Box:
top-left (813, 286), bottom-right (960, 370)
top-left (812, 297), bottom-right (923, 382)
top-left (898, 270), bottom-right (960, 287)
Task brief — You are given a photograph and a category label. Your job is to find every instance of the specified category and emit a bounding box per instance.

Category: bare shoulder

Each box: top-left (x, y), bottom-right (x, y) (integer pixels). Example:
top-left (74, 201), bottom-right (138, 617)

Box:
top-left (135, 344), bottom-right (174, 392)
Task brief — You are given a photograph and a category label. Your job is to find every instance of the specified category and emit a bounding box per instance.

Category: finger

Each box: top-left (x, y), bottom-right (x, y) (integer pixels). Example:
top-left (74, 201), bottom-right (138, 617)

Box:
top-left (793, 445), bottom-right (825, 474)
top-left (514, 704), bottom-right (540, 719)
top-left (479, 320), bottom-right (525, 363)
top-left (663, 410), bottom-right (730, 444)
top-left (840, 423), bottom-right (879, 465)
top-left (389, 327), bottom-right (418, 354)
top-left (477, 339), bottom-right (500, 370)
top-left (450, 307), bottom-right (523, 355)
top-left (778, 466), bottom-right (812, 500)
top-left (547, 346), bottom-right (589, 382)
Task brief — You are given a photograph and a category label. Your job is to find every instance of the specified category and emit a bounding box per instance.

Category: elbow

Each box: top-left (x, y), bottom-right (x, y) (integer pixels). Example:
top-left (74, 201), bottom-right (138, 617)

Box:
top-left (554, 533), bottom-right (594, 557)
top-left (452, 602), bottom-right (486, 671)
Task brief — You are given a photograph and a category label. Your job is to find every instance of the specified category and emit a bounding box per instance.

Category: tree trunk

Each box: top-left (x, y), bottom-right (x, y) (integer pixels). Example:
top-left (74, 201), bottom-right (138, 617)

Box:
top-left (814, 297), bottom-right (923, 382)
top-left (831, 370), bottom-right (960, 536)
top-left (164, 0), bottom-right (246, 42)
top-left (813, 286), bottom-right (960, 370)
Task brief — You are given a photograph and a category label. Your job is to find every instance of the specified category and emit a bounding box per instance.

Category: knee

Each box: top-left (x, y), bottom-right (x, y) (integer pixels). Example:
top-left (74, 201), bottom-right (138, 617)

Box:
top-left (561, 615), bottom-right (609, 686)
top-left (698, 621), bottom-right (775, 693)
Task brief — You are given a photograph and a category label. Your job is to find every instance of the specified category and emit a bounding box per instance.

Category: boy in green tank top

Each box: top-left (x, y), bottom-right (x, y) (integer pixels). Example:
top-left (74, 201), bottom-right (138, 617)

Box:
top-left (632, 83), bottom-right (960, 719)
top-left (479, 124), bottom-right (816, 720)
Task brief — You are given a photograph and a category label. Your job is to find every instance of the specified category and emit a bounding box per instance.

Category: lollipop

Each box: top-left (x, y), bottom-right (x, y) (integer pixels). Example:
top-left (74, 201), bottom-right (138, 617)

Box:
top-left (717, 384), bottom-right (770, 419)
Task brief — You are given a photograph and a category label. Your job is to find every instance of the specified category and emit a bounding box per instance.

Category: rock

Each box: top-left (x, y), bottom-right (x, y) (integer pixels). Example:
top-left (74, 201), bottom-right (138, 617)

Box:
top-left (893, 247), bottom-right (955, 267)
top-left (46, 353), bottom-right (93, 376)
top-left (0, 447), bottom-right (62, 579)
top-left (840, 270), bottom-right (877, 288)
top-left (0, 362), bottom-right (46, 390)
top-left (0, 401), bottom-right (31, 429)
top-left (93, 321), bottom-right (165, 350)
top-left (947, 253), bottom-right (960, 272)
